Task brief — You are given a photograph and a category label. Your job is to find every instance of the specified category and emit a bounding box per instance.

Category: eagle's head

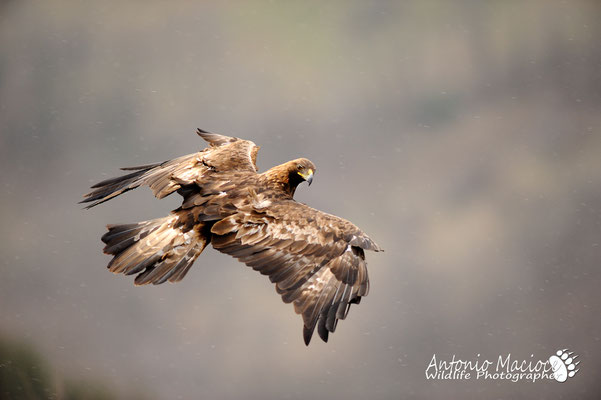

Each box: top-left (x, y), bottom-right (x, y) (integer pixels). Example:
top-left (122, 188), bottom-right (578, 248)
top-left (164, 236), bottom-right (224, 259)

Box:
top-left (264, 158), bottom-right (316, 197)
top-left (288, 158), bottom-right (316, 187)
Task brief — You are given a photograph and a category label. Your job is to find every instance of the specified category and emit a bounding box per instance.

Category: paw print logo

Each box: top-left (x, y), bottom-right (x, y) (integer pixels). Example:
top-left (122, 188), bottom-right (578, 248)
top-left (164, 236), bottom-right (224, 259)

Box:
top-left (549, 349), bottom-right (579, 382)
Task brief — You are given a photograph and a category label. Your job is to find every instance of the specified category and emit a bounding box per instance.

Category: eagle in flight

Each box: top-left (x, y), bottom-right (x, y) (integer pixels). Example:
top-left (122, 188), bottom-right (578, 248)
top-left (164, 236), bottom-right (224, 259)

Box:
top-left (82, 129), bottom-right (381, 345)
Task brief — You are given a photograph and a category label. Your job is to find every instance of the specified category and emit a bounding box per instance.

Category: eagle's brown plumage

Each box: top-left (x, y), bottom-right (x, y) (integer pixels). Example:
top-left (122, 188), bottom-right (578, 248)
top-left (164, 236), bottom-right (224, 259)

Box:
top-left (82, 129), bottom-right (382, 345)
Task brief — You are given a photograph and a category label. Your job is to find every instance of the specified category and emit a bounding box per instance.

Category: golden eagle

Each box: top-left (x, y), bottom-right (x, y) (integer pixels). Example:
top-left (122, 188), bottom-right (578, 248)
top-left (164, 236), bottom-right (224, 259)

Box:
top-left (81, 129), bottom-right (382, 345)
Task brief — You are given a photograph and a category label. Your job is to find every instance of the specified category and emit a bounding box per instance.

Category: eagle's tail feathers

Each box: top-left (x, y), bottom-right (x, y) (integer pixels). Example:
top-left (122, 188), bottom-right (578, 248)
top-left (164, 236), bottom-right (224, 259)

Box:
top-left (102, 215), bottom-right (208, 285)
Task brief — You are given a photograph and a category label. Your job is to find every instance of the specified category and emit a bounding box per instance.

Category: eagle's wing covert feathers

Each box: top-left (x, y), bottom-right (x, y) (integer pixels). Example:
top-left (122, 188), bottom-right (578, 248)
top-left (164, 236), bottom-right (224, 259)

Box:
top-left (80, 129), bottom-right (259, 208)
top-left (210, 200), bottom-right (381, 345)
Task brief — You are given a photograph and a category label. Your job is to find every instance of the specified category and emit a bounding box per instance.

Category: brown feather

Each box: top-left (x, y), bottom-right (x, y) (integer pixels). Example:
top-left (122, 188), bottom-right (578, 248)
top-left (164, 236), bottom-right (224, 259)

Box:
top-left (84, 129), bottom-right (381, 345)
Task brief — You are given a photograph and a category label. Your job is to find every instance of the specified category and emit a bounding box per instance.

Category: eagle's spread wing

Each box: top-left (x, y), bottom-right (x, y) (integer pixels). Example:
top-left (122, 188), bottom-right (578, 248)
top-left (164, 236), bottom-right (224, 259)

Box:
top-left (80, 130), bottom-right (259, 208)
top-left (210, 200), bottom-right (381, 345)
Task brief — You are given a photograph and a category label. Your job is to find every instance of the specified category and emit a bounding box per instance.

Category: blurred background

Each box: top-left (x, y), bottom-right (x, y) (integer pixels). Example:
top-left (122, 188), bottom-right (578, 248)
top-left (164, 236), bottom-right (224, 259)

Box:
top-left (1, 1), bottom-right (600, 399)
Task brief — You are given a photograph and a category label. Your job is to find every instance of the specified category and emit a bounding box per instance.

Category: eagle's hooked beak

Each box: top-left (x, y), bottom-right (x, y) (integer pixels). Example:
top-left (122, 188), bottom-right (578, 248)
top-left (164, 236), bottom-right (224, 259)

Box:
top-left (299, 169), bottom-right (314, 186)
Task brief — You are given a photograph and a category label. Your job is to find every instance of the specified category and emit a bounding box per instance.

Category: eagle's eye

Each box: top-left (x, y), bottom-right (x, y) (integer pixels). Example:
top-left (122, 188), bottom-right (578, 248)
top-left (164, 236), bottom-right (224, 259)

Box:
top-left (297, 164), bottom-right (304, 170)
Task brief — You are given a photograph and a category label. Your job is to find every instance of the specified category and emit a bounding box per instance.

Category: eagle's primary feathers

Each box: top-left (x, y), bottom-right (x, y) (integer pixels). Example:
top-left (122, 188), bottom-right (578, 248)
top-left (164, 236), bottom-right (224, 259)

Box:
top-left (81, 129), bottom-right (382, 345)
